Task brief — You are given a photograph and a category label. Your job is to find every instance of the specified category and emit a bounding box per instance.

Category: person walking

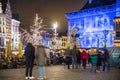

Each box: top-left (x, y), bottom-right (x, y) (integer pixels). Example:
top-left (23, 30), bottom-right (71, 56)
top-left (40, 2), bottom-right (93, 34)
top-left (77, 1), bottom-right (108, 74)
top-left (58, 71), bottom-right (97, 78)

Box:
top-left (24, 43), bottom-right (35, 79)
top-left (35, 45), bottom-right (47, 80)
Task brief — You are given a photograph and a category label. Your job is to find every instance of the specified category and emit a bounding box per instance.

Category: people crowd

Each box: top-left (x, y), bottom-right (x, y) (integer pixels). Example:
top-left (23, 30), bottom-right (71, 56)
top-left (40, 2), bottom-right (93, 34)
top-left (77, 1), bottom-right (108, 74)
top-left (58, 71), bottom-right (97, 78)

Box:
top-left (24, 42), bottom-right (66, 80)
top-left (42, 44), bottom-right (112, 74)
top-left (1, 41), bottom-right (119, 80)
top-left (63, 45), bottom-right (111, 73)
top-left (24, 42), bottom-right (116, 80)
top-left (0, 38), bottom-right (120, 80)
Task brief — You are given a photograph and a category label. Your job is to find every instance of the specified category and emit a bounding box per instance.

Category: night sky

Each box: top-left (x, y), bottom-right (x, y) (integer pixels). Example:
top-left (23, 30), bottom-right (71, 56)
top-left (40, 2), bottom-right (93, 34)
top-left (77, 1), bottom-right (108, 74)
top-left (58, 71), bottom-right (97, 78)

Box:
top-left (9, 0), bottom-right (87, 32)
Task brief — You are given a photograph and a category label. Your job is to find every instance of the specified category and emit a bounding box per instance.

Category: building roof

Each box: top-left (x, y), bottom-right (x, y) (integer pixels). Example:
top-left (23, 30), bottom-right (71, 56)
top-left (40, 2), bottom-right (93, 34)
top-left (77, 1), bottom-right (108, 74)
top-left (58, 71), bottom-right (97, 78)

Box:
top-left (12, 13), bottom-right (20, 21)
top-left (81, 0), bottom-right (116, 10)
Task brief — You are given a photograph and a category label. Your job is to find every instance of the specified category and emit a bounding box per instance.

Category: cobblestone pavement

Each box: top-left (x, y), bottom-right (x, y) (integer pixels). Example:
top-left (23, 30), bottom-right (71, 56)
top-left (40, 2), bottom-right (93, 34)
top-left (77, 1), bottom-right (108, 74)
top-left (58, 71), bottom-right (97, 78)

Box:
top-left (0, 65), bottom-right (120, 80)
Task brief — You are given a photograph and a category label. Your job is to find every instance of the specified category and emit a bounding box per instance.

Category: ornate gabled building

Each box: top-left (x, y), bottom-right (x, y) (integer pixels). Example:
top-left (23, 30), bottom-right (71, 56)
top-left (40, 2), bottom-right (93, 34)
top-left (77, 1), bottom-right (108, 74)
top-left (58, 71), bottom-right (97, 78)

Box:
top-left (11, 13), bottom-right (20, 50)
top-left (65, 0), bottom-right (119, 48)
top-left (0, 0), bottom-right (12, 48)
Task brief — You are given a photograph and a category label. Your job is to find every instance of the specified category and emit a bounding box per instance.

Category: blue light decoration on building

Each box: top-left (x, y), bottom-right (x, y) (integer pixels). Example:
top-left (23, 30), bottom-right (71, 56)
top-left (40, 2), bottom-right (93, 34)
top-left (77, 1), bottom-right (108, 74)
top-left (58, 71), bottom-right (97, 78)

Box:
top-left (116, 0), bottom-right (120, 16)
top-left (65, 0), bottom-right (120, 48)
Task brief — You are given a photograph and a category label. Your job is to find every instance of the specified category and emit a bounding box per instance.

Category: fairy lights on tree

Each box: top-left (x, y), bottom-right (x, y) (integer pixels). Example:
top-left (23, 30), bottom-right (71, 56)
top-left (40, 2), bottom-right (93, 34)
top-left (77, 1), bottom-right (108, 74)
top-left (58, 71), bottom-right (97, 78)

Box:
top-left (21, 13), bottom-right (46, 45)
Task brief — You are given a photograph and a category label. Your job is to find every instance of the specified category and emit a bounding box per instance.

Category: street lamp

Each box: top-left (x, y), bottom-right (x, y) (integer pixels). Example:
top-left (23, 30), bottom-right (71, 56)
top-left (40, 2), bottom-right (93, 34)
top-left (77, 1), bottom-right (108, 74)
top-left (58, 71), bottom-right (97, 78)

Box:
top-left (53, 22), bottom-right (58, 38)
top-left (53, 22), bottom-right (58, 49)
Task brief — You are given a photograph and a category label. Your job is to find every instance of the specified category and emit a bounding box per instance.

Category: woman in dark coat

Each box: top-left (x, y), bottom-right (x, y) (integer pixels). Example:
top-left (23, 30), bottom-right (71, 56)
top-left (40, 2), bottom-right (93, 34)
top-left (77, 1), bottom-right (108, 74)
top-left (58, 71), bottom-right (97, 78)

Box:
top-left (24, 43), bottom-right (35, 79)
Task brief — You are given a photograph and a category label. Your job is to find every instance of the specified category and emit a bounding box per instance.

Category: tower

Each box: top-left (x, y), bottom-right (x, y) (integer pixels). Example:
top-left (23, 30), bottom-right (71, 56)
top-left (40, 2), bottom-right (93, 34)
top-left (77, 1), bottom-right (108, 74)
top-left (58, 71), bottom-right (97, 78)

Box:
top-left (116, 0), bottom-right (120, 16)
top-left (0, 2), bottom-right (3, 13)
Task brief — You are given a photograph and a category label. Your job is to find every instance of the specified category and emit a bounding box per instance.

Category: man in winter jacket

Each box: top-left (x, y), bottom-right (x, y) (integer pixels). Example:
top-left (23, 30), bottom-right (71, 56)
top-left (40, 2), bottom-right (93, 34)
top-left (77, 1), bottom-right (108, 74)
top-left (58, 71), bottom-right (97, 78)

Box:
top-left (35, 45), bottom-right (47, 79)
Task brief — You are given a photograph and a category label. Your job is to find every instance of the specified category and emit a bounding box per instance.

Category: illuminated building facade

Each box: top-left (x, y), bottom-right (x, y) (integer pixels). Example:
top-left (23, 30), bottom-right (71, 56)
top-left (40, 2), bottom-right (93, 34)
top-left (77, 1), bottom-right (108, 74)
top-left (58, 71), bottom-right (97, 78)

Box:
top-left (0, 0), bottom-right (12, 48)
top-left (43, 32), bottom-right (68, 49)
top-left (66, 0), bottom-right (119, 48)
top-left (46, 36), bottom-right (68, 50)
top-left (11, 14), bottom-right (20, 50)
top-left (48, 37), bottom-right (62, 50)
top-left (61, 36), bottom-right (68, 49)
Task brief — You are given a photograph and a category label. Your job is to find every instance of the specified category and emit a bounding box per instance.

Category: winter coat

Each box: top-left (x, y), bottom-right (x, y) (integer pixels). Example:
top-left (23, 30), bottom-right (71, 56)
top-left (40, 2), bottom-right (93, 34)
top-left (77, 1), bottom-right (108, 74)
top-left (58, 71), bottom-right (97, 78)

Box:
top-left (81, 50), bottom-right (88, 59)
top-left (76, 50), bottom-right (81, 63)
top-left (90, 55), bottom-right (98, 65)
top-left (103, 48), bottom-right (109, 62)
top-left (65, 48), bottom-right (72, 63)
top-left (24, 43), bottom-right (35, 62)
top-left (35, 46), bottom-right (47, 66)
top-left (71, 47), bottom-right (77, 59)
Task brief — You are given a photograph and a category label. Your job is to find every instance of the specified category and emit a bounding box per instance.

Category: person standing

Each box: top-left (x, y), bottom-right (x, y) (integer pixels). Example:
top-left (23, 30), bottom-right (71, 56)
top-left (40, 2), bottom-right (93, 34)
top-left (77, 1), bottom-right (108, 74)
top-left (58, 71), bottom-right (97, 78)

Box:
top-left (24, 43), bottom-right (35, 79)
top-left (49, 50), bottom-right (54, 64)
top-left (89, 49), bottom-right (98, 73)
top-left (76, 49), bottom-right (81, 69)
top-left (35, 45), bottom-right (47, 80)
top-left (45, 47), bottom-right (50, 66)
top-left (118, 54), bottom-right (120, 69)
top-left (96, 49), bottom-right (104, 72)
top-left (71, 45), bottom-right (77, 69)
top-left (65, 47), bottom-right (72, 69)
top-left (81, 49), bottom-right (88, 69)
top-left (103, 47), bottom-right (110, 71)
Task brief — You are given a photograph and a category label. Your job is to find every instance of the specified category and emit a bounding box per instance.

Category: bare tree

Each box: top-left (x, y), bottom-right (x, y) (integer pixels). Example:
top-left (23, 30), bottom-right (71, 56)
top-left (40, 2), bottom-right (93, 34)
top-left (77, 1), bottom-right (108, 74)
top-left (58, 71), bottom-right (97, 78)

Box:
top-left (21, 13), bottom-right (46, 45)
